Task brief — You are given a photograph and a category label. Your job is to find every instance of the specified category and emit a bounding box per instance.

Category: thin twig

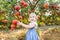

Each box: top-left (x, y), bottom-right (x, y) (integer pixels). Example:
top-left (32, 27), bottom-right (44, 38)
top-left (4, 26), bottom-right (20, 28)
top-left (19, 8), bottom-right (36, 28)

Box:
top-left (31, 0), bottom-right (40, 10)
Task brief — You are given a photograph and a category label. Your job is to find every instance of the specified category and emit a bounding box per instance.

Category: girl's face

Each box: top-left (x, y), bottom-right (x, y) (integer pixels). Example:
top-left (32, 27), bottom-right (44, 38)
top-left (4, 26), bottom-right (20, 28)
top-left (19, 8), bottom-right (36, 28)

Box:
top-left (29, 14), bottom-right (36, 22)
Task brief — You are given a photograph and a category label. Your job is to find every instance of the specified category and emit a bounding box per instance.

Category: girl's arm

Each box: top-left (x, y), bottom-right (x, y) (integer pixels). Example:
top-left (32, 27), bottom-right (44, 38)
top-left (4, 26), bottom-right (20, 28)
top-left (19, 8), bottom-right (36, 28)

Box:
top-left (17, 22), bottom-right (35, 28)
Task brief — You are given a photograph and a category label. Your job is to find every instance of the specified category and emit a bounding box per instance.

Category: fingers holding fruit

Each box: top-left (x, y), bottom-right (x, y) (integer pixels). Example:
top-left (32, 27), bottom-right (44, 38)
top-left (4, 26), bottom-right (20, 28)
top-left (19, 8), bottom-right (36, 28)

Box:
top-left (17, 21), bottom-right (23, 26)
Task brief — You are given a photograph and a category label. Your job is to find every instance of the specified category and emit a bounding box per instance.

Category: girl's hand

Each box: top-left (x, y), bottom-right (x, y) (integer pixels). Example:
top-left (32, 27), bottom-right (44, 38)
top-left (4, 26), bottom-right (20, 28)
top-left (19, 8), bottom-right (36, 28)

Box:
top-left (17, 21), bottom-right (22, 26)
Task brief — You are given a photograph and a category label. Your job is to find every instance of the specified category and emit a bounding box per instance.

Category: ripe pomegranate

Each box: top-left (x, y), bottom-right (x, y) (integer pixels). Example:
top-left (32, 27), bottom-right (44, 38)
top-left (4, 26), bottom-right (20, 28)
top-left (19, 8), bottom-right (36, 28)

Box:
top-left (38, 16), bottom-right (40, 20)
top-left (15, 11), bottom-right (20, 16)
top-left (23, 2), bottom-right (28, 7)
top-left (20, 1), bottom-right (25, 5)
top-left (12, 20), bottom-right (18, 25)
top-left (43, 2), bottom-right (49, 8)
top-left (2, 20), bottom-right (8, 23)
top-left (14, 5), bottom-right (20, 11)
top-left (18, 16), bottom-right (23, 20)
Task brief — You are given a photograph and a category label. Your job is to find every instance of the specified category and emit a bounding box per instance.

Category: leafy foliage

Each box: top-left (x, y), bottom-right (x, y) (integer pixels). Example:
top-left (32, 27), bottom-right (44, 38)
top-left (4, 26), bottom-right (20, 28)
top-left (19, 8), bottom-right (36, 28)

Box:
top-left (0, 0), bottom-right (60, 30)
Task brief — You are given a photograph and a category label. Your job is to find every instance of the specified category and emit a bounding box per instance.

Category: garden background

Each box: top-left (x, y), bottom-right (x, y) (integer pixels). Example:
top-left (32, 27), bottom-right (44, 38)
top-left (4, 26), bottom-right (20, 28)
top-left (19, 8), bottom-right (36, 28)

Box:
top-left (0, 0), bottom-right (60, 40)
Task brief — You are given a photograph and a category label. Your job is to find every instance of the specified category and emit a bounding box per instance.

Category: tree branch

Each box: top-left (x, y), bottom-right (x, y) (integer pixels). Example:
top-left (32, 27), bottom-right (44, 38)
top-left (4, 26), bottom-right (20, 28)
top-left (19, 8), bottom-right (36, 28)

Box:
top-left (31, 0), bottom-right (40, 10)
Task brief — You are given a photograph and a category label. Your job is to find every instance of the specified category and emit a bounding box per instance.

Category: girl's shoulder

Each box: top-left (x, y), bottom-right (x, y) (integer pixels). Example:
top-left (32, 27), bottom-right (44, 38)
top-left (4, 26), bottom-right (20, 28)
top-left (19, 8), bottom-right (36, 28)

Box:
top-left (29, 22), bottom-right (38, 28)
top-left (29, 22), bottom-right (37, 25)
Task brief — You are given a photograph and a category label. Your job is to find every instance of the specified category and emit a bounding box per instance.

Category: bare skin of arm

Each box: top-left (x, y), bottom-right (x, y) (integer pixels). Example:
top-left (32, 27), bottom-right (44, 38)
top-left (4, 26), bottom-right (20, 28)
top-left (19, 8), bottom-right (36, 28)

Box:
top-left (17, 22), bottom-right (35, 28)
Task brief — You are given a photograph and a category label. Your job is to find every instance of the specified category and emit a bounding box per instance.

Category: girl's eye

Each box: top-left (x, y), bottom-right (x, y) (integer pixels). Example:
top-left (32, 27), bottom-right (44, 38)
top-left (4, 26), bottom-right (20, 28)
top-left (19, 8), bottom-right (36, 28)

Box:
top-left (30, 16), bottom-right (35, 18)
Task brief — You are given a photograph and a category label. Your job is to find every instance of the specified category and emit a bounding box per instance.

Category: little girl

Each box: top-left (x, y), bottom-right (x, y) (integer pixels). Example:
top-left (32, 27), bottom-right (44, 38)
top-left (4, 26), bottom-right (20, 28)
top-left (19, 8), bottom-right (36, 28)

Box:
top-left (17, 13), bottom-right (39, 40)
